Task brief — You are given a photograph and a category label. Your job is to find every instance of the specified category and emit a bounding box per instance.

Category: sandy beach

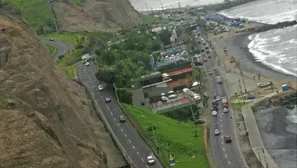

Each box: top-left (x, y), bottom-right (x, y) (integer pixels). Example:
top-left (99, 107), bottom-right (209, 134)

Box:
top-left (211, 27), bottom-right (297, 91)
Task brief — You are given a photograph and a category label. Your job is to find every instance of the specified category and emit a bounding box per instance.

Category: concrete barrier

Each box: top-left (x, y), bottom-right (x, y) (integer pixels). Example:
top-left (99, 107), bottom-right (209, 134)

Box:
top-left (113, 84), bottom-right (168, 168)
top-left (204, 126), bottom-right (216, 168)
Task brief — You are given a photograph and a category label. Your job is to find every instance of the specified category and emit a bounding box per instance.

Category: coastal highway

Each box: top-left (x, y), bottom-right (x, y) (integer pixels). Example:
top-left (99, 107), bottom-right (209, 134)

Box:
top-left (76, 62), bottom-right (163, 168)
top-left (206, 53), bottom-right (246, 168)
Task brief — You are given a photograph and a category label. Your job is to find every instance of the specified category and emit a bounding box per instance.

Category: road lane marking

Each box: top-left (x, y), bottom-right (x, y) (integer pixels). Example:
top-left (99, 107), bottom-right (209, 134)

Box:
top-left (222, 141), bottom-right (224, 145)
top-left (101, 96), bottom-right (103, 98)
top-left (117, 123), bottom-right (120, 126)
top-left (146, 165), bottom-right (149, 168)
top-left (113, 118), bottom-right (116, 121)
top-left (221, 119), bottom-right (222, 122)
top-left (125, 134), bottom-right (127, 137)
top-left (128, 139), bottom-right (131, 143)
top-left (121, 128), bottom-right (123, 132)
top-left (137, 152), bottom-right (140, 155)
top-left (228, 161), bottom-right (231, 164)
top-left (221, 124), bottom-right (223, 128)
top-left (225, 154), bottom-right (227, 158)
top-left (222, 148), bottom-right (225, 152)
top-left (110, 112), bottom-right (113, 115)
top-left (132, 145), bottom-right (135, 149)
top-left (141, 158), bottom-right (144, 162)
top-left (221, 136), bottom-right (223, 139)
top-left (221, 129), bottom-right (223, 133)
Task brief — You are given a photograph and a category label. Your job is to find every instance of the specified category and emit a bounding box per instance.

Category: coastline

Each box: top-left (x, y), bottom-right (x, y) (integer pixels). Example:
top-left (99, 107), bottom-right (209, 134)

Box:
top-left (214, 31), bottom-right (297, 84)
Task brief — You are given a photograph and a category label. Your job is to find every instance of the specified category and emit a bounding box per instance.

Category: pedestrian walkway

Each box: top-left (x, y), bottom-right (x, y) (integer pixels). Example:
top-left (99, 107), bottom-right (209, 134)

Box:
top-left (242, 92), bottom-right (279, 168)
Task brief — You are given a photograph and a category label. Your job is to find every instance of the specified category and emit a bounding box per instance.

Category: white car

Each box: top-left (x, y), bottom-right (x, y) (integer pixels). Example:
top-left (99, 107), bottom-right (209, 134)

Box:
top-left (216, 96), bottom-right (221, 101)
top-left (214, 129), bottom-right (220, 135)
top-left (212, 111), bottom-right (218, 116)
top-left (168, 94), bottom-right (177, 99)
top-left (85, 62), bottom-right (90, 66)
top-left (223, 108), bottom-right (229, 113)
top-left (147, 156), bottom-right (156, 165)
top-left (98, 85), bottom-right (104, 91)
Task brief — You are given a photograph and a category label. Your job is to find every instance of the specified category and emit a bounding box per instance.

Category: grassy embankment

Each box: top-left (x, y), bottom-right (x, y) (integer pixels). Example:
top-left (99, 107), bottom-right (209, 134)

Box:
top-left (46, 44), bottom-right (56, 56)
top-left (123, 104), bottom-right (209, 168)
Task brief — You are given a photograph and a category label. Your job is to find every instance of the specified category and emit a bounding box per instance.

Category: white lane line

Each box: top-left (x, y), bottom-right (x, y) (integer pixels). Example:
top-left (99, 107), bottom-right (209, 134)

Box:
top-left (128, 139), bottom-right (131, 143)
top-left (137, 152), bottom-right (140, 155)
top-left (225, 154), bottom-right (228, 158)
top-left (221, 129), bottom-right (223, 133)
top-left (121, 128), bottom-right (124, 132)
top-left (125, 134), bottom-right (127, 137)
top-left (141, 158), bottom-right (144, 162)
top-left (146, 165), bottom-right (149, 168)
top-left (100, 96), bottom-right (103, 98)
top-left (228, 161), bottom-right (231, 164)
top-left (221, 124), bottom-right (223, 128)
top-left (222, 141), bottom-right (224, 145)
top-left (110, 112), bottom-right (113, 115)
top-left (221, 119), bottom-right (222, 122)
top-left (132, 145), bottom-right (135, 149)
top-left (117, 123), bottom-right (120, 126)
top-left (222, 148), bottom-right (225, 152)
top-left (113, 118), bottom-right (116, 121)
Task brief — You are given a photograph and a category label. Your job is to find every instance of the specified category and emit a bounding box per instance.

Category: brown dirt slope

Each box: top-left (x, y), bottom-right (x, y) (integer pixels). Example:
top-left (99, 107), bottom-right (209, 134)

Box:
top-left (52, 0), bottom-right (141, 32)
top-left (0, 13), bottom-right (124, 168)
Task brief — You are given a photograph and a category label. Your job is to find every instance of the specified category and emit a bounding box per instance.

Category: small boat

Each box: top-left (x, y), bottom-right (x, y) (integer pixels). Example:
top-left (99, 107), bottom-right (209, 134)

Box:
top-left (257, 82), bottom-right (271, 88)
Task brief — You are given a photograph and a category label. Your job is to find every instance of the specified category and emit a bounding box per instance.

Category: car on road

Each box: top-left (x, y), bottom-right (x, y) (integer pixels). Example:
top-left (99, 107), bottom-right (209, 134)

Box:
top-left (105, 97), bottom-right (111, 103)
top-left (223, 103), bottom-right (228, 108)
top-left (216, 96), bottom-right (221, 101)
top-left (147, 155), bottom-right (156, 165)
top-left (223, 108), bottom-right (229, 113)
top-left (224, 136), bottom-right (232, 143)
top-left (98, 85), bottom-right (104, 91)
top-left (208, 70), bottom-right (213, 75)
top-left (212, 111), bottom-right (218, 116)
top-left (50, 37), bottom-right (54, 41)
top-left (222, 97), bottom-right (228, 104)
top-left (119, 116), bottom-right (126, 123)
top-left (213, 106), bottom-right (218, 111)
top-left (214, 129), bottom-right (220, 135)
top-left (85, 62), bottom-right (90, 66)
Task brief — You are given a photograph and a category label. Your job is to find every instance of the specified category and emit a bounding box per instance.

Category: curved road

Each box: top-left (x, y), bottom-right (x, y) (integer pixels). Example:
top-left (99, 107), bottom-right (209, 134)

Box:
top-left (76, 63), bottom-right (163, 168)
top-left (42, 39), bottom-right (72, 58)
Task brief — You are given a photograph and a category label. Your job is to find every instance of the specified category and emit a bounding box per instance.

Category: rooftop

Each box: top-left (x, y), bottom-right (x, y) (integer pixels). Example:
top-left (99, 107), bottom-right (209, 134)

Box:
top-left (167, 78), bottom-right (190, 87)
top-left (167, 67), bottom-right (193, 76)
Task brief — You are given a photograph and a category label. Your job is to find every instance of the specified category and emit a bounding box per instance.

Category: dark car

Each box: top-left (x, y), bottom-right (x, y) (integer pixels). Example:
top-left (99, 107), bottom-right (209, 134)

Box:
top-left (105, 97), bottom-right (111, 103)
top-left (223, 104), bottom-right (228, 108)
top-left (213, 106), bottom-right (218, 111)
top-left (119, 116), bottom-right (126, 123)
top-left (224, 136), bottom-right (232, 143)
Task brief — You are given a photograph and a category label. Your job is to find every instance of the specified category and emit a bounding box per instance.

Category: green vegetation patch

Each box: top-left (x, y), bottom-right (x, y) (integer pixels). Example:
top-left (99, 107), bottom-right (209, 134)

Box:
top-left (46, 44), bottom-right (56, 56)
top-left (40, 32), bottom-right (81, 45)
top-left (10, 0), bottom-right (55, 31)
top-left (123, 104), bottom-right (209, 168)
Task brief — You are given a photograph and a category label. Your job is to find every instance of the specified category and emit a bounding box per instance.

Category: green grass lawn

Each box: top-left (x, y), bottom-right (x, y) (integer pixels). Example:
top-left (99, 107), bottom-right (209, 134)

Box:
top-left (46, 44), bottom-right (56, 56)
top-left (231, 102), bottom-right (250, 109)
top-left (10, 0), bottom-right (54, 30)
top-left (40, 32), bottom-right (81, 45)
top-left (123, 104), bottom-right (209, 168)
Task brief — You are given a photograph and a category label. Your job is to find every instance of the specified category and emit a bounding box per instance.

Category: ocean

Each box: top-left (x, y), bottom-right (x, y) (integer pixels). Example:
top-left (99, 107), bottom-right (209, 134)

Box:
top-left (130, 0), bottom-right (297, 77)
top-left (219, 0), bottom-right (297, 77)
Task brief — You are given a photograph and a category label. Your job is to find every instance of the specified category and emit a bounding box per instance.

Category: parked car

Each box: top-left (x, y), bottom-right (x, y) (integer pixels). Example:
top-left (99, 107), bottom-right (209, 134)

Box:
top-left (223, 103), bottom-right (228, 108)
top-left (212, 111), bottom-right (218, 116)
top-left (214, 129), bottom-right (220, 135)
top-left (224, 136), bottom-right (232, 143)
top-left (85, 62), bottom-right (90, 66)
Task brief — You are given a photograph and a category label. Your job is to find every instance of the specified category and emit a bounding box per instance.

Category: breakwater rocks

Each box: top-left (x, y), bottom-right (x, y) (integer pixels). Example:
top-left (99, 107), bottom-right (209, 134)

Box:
top-left (252, 91), bottom-right (297, 111)
top-left (203, 0), bottom-right (257, 11)
top-left (253, 20), bottom-right (297, 33)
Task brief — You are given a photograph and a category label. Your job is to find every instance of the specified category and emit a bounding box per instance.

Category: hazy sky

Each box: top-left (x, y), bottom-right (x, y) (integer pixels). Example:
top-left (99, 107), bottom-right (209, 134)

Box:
top-left (129, 0), bottom-right (224, 11)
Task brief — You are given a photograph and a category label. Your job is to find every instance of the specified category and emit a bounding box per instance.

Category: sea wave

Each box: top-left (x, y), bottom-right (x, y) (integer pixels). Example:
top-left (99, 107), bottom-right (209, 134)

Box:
top-left (286, 106), bottom-right (297, 124)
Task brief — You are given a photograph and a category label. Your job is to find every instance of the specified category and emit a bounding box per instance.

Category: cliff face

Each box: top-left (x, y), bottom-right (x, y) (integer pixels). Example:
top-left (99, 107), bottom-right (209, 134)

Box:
top-left (52, 0), bottom-right (141, 32)
top-left (0, 13), bottom-right (124, 168)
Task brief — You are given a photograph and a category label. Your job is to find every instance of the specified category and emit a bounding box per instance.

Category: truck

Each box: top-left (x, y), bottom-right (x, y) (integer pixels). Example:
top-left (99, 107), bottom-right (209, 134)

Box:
top-left (216, 76), bottom-right (222, 84)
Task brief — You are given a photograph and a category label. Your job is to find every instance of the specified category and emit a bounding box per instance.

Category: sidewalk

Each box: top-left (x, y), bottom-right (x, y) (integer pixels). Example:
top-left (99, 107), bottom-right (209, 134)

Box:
top-left (241, 93), bottom-right (279, 168)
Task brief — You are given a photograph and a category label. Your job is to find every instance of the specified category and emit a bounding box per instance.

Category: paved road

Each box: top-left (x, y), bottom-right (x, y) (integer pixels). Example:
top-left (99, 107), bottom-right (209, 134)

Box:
top-left (191, 31), bottom-right (245, 168)
top-left (76, 62), bottom-right (163, 168)
top-left (42, 40), bottom-right (72, 58)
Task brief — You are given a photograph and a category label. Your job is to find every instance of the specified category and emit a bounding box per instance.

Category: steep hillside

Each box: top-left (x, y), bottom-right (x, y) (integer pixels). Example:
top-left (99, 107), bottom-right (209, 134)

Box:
top-left (7, 0), bottom-right (141, 32)
top-left (52, 0), bottom-right (141, 32)
top-left (0, 13), bottom-right (125, 168)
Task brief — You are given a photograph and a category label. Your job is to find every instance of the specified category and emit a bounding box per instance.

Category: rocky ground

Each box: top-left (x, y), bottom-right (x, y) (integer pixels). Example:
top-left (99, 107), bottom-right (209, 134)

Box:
top-left (0, 13), bottom-right (125, 168)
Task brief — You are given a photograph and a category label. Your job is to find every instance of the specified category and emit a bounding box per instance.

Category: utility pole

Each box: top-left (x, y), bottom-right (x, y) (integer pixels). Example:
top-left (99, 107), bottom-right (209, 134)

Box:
top-left (238, 62), bottom-right (247, 93)
top-left (145, 2), bottom-right (149, 12)
top-left (151, 124), bottom-right (159, 153)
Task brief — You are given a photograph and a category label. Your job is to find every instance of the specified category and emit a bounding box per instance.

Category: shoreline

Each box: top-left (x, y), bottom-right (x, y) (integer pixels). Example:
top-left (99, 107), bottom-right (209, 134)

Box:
top-left (218, 31), bottom-right (297, 83)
